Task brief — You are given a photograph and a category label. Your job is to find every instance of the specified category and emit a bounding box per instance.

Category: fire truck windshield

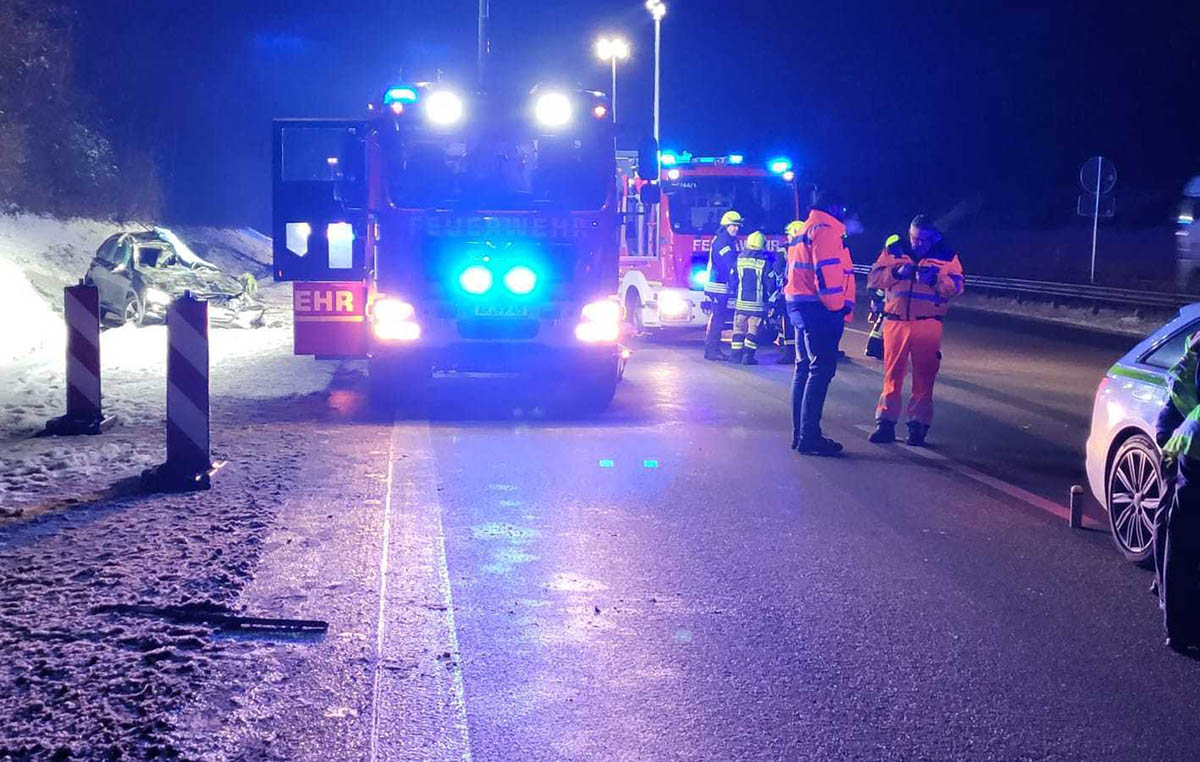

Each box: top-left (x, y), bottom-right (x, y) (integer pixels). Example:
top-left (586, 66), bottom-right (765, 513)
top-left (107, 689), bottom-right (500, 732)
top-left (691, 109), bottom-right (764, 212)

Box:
top-left (383, 126), bottom-right (611, 212)
top-left (665, 176), bottom-right (796, 236)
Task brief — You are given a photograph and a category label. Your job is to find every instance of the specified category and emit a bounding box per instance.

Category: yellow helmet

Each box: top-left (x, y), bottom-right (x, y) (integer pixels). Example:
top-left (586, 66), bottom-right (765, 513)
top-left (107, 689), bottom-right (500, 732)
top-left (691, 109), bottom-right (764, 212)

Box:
top-left (745, 231), bottom-right (766, 251)
top-left (720, 211), bottom-right (744, 227)
top-left (786, 220), bottom-right (806, 237)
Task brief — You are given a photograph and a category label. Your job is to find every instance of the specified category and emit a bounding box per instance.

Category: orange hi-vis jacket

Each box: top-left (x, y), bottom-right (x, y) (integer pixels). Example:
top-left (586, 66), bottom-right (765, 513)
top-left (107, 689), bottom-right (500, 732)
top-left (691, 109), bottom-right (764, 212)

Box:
top-left (867, 234), bottom-right (964, 320)
top-left (783, 209), bottom-right (853, 313)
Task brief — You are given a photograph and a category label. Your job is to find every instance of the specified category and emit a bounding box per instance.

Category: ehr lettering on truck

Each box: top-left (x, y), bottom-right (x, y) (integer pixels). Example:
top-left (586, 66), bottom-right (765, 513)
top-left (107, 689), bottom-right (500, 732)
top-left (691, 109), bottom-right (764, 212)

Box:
top-left (617, 151), bottom-right (801, 333)
top-left (272, 84), bottom-right (655, 411)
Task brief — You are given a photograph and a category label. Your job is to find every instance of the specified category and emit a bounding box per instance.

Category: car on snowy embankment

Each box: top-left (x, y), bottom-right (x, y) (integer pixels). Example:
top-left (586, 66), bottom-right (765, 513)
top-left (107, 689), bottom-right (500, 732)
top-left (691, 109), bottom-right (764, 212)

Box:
top-left (1086, 302), bottom-right (1200, 564)
top-left (84, 228), bottom-right (264, 328)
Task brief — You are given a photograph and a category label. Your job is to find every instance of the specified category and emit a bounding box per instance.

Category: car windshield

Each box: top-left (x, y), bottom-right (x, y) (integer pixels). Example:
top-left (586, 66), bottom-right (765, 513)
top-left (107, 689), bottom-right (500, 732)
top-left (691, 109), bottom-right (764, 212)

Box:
top-left (382, 122), bottom-right (612, 212)
top-left (665, 175), bottom-right (796, 236)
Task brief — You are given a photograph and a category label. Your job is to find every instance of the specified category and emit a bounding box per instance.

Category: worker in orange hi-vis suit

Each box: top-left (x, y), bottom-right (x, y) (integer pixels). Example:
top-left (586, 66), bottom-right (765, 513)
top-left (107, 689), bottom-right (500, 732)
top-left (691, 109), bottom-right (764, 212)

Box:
top-left (865, 215), bottom-right (964, 447)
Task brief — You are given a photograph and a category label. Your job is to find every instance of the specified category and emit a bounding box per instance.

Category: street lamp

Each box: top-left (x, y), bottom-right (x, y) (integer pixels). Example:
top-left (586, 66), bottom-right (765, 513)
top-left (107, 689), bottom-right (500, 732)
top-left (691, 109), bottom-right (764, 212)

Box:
top-left (645, 1), bottom-right (666, 142)
top-left (594, 36), bottom-right (631, 123)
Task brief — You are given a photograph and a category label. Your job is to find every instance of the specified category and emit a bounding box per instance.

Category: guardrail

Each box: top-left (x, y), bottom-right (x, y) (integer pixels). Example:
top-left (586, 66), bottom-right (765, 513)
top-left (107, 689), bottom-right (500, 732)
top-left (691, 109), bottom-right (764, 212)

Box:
top-left (850, 264), bottom-right (1197, 311)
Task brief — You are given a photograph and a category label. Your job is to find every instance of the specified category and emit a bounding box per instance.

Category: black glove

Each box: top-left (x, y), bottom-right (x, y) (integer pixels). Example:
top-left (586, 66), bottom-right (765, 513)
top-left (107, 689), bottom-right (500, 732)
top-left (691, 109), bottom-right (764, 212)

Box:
top-left (839, 303), bottom-right (853, 316)
top-left (892, 263), bottom-right (915, 280)
top-left (918, 266), bottom-right (939, 287)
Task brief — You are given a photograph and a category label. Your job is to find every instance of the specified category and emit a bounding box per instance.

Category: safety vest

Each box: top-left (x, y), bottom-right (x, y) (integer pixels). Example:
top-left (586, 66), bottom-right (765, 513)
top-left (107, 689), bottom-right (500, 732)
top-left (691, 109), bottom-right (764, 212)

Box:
top-left (866, 234), bottom-right (964, 320)
top-left (734, 252), bottom-right (773, 314)
top-left (1164, 337), bottom-right (1200, 460)
top-left (783, 209), bottom-right (852, 313)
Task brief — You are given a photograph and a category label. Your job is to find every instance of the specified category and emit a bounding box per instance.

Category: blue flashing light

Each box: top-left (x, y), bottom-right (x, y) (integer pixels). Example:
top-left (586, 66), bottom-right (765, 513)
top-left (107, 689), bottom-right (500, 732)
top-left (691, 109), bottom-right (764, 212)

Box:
top-left (459, 264), bottom-right (493, 294)
top-left (384, 85), bottom-right (420, 105)
top-left (599, 459), bottom-right (615, 468)
top-left (659, 150), bottom-right (679, 167)
top-left (696, 156), bottom-right (716, 164)
top-left (728, 154), bottom-right (745, 165)
top-left (767, 156), bottom-right (793, 175)
top-left (688, 266), bottom-right (710, 290)
top-left (643, 459), bottom-right (659, 468)
top-left (503, 265), bottom-right (538, 295)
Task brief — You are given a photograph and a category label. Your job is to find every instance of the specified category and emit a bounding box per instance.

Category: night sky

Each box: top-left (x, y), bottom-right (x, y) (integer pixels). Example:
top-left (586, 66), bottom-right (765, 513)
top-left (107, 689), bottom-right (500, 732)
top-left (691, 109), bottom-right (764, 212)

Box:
top-left (77, 0), bottom-right (1198, 230)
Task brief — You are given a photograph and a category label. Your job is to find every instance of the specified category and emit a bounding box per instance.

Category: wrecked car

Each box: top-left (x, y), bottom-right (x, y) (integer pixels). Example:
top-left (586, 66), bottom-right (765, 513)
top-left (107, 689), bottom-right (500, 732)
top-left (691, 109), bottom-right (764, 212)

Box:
top-left (84, 228), bottom-right (264, 328)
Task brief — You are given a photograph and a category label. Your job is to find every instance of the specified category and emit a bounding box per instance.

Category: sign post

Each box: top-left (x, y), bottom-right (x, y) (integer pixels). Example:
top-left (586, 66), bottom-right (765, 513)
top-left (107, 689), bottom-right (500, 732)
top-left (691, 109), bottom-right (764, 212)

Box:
top-left (1078, 156), bottom-right (1117, 283)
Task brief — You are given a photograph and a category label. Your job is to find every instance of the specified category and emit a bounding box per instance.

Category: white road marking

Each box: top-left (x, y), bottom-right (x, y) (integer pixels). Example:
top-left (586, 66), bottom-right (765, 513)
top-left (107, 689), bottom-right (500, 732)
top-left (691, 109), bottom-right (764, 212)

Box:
top-left (853, 423), bottom-right (1085, 524)
top-left (370, 422), bottom-right (473, 762)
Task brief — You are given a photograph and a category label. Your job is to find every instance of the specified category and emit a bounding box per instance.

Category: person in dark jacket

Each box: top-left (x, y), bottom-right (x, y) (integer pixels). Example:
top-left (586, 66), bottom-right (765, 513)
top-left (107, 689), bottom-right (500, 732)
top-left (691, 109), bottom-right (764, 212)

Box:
top-left (1154, 330), bottom-right (1200, 652)
top-left (703, 210), bottom-right (743, 360)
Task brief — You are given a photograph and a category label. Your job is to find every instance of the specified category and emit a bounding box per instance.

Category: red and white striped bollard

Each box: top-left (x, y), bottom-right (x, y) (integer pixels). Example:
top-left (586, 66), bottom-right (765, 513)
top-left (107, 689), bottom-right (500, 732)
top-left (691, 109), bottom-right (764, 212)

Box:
top-left (44, 282), bottom-right (113, 436)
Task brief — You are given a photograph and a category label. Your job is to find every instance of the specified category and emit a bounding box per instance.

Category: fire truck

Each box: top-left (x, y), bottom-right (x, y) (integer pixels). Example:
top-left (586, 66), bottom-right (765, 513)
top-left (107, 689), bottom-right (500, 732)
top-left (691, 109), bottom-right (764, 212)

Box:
top-left (271, 83), bottom-right (650, 410)
top-left (617, 152), bottom-right (801, 332)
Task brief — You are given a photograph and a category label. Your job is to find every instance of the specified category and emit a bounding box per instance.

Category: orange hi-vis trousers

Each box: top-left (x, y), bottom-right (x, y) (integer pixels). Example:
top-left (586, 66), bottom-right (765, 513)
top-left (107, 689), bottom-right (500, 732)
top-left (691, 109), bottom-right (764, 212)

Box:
top-left (877, 318), bottom-right (943, 425)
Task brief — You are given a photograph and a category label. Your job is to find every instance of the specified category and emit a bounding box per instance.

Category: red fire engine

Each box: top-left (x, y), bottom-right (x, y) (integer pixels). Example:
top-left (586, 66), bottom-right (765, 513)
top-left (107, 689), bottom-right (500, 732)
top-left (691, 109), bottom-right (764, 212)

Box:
top-left (270, 84), bottom-right (651, 410)
top-left (617, 152), bottom-right (800, 332)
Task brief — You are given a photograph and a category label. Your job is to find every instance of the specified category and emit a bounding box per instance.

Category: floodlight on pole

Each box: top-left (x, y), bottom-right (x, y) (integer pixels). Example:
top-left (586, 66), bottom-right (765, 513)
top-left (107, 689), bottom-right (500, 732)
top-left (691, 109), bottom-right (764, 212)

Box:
top-left (595, 36), bottom-right (631, 123)
top-left (645, 1), bottom-right (666, 142)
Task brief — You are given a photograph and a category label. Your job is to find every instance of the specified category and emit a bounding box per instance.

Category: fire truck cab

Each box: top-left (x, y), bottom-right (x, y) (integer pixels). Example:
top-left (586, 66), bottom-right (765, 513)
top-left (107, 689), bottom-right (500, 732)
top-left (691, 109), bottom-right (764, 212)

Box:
top-left (271, 84), bottom-right (640, 411)
top-left (618, 152), bottom-right (800, 332)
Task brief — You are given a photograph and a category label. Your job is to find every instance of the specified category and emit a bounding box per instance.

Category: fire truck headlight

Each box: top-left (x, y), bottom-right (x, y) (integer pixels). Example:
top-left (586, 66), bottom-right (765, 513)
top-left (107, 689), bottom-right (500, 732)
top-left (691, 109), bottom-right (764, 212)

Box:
top-left (372, 298), bottom-right (420, 342)
top-left (425, 90), bottom-right (464, 126)
top-left (459, 264), bottom-right (494, 294)
top-left (576, 298), bottom-right (621, 343)
top-left (534, 92), bottom-right (573, 128)
top-left (657, 291), bottom-right (690, 319)
top-left (503, 265), bottom-right (538, 295)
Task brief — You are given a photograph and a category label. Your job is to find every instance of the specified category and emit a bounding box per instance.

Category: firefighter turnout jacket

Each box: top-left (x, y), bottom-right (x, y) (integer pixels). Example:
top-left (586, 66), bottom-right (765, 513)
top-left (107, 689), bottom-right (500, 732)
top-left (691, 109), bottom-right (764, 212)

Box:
top-left (705, 228), bottom-right (738, 299)
top-left (867, 235), bottom-right (965, 320)
top-left (734, 249), bottom-right (774, 314)
top-left (783, 210), bottom-right (853, 312)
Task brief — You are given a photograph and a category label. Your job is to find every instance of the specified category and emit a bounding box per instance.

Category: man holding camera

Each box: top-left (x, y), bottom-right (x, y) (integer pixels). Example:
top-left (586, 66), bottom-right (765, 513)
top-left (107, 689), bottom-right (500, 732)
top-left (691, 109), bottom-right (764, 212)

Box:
top-left (866, 215), bottom-right (965, 446)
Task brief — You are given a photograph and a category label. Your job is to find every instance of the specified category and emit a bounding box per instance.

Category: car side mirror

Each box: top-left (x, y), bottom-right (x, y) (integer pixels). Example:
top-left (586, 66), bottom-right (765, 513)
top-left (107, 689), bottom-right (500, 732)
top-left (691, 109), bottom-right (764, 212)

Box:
top-left (637, 135), bottom-right (660, 182)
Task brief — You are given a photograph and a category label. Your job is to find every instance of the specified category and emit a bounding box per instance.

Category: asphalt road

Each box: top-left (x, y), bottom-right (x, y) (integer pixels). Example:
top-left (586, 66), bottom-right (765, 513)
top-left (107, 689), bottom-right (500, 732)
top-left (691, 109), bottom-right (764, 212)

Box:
top-left (198, 308), bottom-right (1200, 761)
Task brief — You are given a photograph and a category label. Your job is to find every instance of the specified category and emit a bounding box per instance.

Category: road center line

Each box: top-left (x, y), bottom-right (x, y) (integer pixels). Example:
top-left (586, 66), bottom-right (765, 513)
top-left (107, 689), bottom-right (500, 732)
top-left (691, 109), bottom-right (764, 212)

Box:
top-left (368, 426), bottom-right (398, 762)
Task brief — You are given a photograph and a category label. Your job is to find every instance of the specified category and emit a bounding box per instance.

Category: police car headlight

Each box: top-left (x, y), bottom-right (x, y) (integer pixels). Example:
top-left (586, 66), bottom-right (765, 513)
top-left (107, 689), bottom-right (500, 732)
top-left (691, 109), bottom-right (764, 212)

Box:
top-left (144, 287), bottom-right (172, 306)
top-left (657, 291), bottom-right (690, 319)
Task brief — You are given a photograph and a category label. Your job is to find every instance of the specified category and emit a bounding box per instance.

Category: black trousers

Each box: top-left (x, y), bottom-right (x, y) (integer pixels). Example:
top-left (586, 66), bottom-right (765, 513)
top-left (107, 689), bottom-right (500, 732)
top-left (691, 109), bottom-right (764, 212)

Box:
top-left (1154, 454), bottom-right (1200, 641)
top-left (705, 296), bottom-right (731, 352)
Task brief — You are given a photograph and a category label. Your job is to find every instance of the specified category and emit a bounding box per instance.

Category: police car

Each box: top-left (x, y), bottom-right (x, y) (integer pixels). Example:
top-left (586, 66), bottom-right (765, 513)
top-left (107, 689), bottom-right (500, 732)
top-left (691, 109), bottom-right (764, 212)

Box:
top-left (1086, 303), bottom-right (1200, 563)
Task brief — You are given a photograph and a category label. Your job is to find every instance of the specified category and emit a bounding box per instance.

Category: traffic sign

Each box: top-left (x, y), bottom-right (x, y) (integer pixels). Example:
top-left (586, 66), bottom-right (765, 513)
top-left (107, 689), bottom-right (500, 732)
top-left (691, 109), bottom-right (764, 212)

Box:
top-left (1080, 156), bottom-right (1116, 195)
top-left (1077, 193), bottom-right (1115, 218)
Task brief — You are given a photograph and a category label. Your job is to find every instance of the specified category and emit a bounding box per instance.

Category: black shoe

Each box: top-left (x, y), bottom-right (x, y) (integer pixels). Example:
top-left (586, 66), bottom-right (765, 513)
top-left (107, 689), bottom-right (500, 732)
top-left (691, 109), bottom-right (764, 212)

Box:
top-left (795, 436), bottom-right (844, 456)
top-left (868, 420), bottom-right (896, 444)
top-left (906, 422), bottom-right (929, 447)
top-left (704, 349), bottom-right (730, 361)
top-left (742, 352), bottom-right (758, 365)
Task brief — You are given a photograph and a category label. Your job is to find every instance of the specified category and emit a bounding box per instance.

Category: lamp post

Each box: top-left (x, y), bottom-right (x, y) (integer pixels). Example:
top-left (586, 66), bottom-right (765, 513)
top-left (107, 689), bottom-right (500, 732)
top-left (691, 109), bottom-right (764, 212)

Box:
top-left (594, 37), bottom-right (631, 122)
top-left (645, 1), bottom-right (666, 142)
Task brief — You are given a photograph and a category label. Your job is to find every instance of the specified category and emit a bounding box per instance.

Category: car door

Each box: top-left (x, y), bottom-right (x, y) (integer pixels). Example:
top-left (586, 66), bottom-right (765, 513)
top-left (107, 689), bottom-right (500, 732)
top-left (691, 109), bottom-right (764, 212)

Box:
top-left (90, 237), bottom-right (132, 316)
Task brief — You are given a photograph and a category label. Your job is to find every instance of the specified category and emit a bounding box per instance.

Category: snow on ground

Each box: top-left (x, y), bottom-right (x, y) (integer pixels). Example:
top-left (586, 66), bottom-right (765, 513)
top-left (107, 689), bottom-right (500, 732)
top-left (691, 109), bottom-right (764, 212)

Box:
top-left (0, 213), bottom-right (332, 516)
top-left (953, 291), bottom-right (1176, 338)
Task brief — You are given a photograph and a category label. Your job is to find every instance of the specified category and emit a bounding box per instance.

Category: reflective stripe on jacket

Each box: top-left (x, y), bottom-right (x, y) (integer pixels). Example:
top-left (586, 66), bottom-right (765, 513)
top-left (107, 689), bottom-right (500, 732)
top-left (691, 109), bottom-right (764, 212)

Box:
top-left (705, 229), bottom-right (738, 296)
top-left (734, 252), bottom-right (774, 314)
top-left (783, 210), bottom-right (851, 312)
top-left (866, 234), bottom-right (964, 320)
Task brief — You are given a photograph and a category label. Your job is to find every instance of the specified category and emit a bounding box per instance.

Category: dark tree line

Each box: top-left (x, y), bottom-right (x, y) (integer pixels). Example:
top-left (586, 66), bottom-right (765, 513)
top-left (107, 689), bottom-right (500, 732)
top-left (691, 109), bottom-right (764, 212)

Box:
top-left (0, 0), bottom-right (160, 219)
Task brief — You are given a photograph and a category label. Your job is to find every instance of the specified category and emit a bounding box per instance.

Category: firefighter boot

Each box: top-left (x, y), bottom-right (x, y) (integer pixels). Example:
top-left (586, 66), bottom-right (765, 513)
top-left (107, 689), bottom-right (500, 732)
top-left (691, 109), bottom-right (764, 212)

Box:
top-left (729, 347), bottom-right (744, 364)
top-left (705, 347), bottom-right (730, 361)
top-left (868, 419), bottom-right (896, 444)
top-left (742, 348), bottom-right (758, 365)
top-left (906, 421), bottom-right (930, 447)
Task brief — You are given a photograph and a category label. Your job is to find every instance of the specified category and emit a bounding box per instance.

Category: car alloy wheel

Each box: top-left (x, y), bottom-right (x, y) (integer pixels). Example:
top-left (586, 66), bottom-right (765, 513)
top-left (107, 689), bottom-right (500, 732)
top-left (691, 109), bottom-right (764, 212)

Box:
top-left (124, 293), bottom-right (146, 326)
top-left (1107, 434), bottom-right (1163, 565)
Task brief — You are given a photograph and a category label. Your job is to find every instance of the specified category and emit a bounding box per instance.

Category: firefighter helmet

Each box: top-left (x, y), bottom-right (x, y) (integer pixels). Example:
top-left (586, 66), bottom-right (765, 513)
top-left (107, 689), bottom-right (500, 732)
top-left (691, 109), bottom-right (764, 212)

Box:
top-left (786, 220), bottom-right (806, 238)
top-left (745, 231), bottom-right (766, 251)
top-left (720, 211), bottom-right (744, 227)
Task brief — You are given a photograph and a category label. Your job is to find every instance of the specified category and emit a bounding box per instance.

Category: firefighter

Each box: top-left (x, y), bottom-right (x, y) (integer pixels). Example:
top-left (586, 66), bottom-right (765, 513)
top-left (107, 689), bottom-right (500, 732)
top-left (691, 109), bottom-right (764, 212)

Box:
top-left (785, 189), bottom-right (854, 456)
top-left (731, 231), bottom-right (774, 365)
top-left (866, 215), bottom-right (965, 446)
top-left (1154, 330), bottom-right (1200, 652)
top-left (703, 210), bottom-right (743, 361)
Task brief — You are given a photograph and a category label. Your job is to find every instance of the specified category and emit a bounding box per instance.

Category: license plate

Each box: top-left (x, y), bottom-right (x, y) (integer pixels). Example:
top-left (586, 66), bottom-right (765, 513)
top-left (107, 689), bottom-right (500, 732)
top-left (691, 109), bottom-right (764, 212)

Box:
top-left (473, 304), bottom-right (528, 318)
